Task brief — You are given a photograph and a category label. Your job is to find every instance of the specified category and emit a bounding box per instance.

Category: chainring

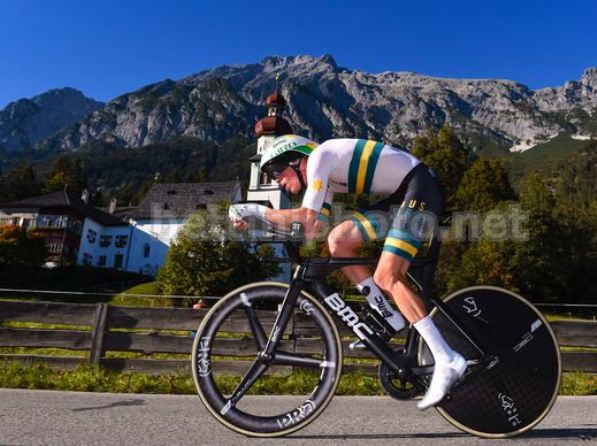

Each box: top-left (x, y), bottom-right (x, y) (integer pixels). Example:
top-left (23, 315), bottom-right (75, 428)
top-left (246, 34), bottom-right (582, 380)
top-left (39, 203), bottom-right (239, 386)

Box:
top-left (378, 361), bottom-right (426, 400)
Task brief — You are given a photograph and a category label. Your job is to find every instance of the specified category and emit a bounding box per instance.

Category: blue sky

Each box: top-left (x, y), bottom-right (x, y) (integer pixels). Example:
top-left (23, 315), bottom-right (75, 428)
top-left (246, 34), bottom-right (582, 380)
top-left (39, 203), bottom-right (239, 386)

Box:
top-left (1, 0), bottom-right (596, 108)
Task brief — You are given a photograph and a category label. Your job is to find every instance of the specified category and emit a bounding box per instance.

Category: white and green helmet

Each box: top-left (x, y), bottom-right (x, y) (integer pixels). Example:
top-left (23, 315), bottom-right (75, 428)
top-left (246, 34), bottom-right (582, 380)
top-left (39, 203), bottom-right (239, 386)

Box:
top-left (259, 134), bottom-right (318, 176)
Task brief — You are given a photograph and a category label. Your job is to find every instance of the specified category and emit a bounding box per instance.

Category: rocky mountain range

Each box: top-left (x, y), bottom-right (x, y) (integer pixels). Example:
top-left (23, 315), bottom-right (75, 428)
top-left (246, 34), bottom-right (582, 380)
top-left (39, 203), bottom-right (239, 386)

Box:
top-left (0, 88), bottom-right (103, 154)
top-left (2, 55), bottom-right (596, 156)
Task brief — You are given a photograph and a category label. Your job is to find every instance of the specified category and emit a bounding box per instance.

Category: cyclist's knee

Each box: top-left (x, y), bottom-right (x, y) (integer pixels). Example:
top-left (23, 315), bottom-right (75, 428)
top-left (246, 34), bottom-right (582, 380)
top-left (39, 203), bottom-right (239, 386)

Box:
top-left (373, 256), bottom-right (410, 291)
top-left (328, 236), bottom-right (359, 256)
top-left (374, 268), bottom-right (400, 292)
top-left (327, 222), bottom-right (362, 256)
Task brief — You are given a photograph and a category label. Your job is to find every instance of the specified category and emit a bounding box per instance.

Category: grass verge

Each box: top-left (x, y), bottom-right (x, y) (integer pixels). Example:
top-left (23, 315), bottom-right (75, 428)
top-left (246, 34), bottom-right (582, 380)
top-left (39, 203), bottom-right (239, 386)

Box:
top-left (0, 360), bottom-right (594, 396)
top-left (110, 282), bottom-right (173, 307)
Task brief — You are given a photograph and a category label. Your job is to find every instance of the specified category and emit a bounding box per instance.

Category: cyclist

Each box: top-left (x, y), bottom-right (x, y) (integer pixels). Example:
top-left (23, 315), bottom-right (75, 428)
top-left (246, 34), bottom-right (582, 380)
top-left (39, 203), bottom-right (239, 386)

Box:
top-left (229, 134), bottom-right (466, 410)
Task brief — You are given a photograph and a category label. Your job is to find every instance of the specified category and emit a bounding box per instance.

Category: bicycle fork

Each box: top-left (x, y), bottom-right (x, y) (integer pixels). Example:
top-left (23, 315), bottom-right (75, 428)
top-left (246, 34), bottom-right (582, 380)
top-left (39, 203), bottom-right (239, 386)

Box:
top-left (223, 271), bottom-right (306, 407)
top-left (261, 269), bottom-right (305, 358)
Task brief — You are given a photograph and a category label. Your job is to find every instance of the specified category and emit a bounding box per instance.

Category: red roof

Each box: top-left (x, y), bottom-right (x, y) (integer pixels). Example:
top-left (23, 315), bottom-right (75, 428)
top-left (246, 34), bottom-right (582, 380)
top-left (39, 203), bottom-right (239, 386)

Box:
top-left (254, 115), bottom-right (293, 138)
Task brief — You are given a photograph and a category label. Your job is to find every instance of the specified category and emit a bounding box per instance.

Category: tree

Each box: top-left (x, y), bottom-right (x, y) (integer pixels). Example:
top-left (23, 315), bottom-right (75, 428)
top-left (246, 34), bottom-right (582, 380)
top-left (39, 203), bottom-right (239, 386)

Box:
top-left (157, 207), bottom-right (280, 305)
top-left (513, 173), bottom-right (577, 302)
top-left (553, 146), bottom-right (597, 217)
top-left (440, 153), bottom-right (597, 304)
top-left (43, 155), bottom-right (87, 195)
top-left (435, 199), bottom-right (520, 296)
top-left (0, 170), bottom-right (6, 201)
top-left (0, 162), bottom-right (41, 202)
top-left (0, 225), bottom-right (47, 267)
top-left (412, 126), bottom-right (473, 208)
top-left (453, 157), bottom-right (516, 212)
top-left (550, 147), bottom-right (597, 302)
top-left (443, 239), bottom-right (519, 293)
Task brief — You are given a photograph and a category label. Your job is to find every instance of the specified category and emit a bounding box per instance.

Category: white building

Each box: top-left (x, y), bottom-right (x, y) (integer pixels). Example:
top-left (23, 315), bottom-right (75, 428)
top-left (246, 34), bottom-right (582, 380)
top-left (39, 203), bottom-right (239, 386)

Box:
top-left (77, 218), bottom-right (131, 270)
top-left (77, 181), bottom-right (242, 275)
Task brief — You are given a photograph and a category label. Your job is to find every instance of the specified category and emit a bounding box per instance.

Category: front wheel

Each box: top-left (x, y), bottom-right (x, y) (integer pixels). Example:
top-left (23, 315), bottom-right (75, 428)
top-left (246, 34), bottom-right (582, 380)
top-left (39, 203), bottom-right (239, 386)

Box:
top-left (419, 286), bottom-right (561, 438)
top-left (192, 282), bottom-right (343, 437)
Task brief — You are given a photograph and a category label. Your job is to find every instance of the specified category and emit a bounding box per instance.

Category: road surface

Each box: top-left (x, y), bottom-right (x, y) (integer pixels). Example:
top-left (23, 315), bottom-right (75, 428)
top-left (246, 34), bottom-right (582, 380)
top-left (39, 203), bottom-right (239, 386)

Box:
top-left (0, 390), bottom-right (595, 445)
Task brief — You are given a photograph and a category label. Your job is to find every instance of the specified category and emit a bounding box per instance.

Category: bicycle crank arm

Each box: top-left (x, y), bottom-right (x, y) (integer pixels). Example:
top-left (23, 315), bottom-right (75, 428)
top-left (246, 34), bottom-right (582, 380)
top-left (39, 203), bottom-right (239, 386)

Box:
top-left (409, 365), bottom-right (435, 377)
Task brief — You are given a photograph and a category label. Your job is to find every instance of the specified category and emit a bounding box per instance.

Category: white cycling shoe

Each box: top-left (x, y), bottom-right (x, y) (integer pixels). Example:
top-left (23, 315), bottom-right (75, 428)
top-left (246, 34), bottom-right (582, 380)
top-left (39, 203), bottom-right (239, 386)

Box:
top-left (417, 353), bottom-right (467, 410)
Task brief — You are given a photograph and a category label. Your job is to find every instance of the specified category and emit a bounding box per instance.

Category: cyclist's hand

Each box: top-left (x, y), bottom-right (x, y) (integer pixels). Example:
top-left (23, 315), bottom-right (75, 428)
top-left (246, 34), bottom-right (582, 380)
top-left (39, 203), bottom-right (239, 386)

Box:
top-left (232, 220), bottom-right (250, 231)
top-left (228, 204), bottom-right (268, 232)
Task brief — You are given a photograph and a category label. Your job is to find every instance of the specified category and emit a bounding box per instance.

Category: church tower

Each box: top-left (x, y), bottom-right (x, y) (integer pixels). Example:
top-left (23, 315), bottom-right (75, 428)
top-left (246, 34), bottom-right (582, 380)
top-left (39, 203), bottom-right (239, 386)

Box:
top-left (246, 76), bottom-right (293, 209)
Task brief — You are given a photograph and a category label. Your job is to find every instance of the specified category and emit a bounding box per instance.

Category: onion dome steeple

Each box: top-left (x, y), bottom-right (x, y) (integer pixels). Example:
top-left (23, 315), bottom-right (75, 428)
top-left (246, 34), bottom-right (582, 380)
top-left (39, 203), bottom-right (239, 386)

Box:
top-left (254, 74), bottom-right (293, 138)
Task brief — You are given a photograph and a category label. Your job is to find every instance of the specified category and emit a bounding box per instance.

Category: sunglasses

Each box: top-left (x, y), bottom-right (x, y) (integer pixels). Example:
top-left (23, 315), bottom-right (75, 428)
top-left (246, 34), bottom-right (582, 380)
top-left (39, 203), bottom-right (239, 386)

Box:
top-left (265, 160), bottom-right (301, 180)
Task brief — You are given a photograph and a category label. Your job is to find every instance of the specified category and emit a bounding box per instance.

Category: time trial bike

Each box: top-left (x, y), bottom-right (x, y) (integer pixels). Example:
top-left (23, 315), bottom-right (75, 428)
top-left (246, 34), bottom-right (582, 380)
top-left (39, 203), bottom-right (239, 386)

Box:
top-left (191, 223), bottom-right (561, 438)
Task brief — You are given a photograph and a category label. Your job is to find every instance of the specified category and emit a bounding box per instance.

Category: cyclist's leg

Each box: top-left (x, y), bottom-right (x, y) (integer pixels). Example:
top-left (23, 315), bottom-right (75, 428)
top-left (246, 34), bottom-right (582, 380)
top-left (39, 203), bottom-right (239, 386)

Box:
top-left (328, 217), bottom-right (406, 332)
top-left (374, 253), bottom-right (427, 321)
top-left (373, 165), bottom-right (466, 409)
top-left (327, 219), bottom-right (371, 283)
top-left (375, 253), bottom-right (466, 410)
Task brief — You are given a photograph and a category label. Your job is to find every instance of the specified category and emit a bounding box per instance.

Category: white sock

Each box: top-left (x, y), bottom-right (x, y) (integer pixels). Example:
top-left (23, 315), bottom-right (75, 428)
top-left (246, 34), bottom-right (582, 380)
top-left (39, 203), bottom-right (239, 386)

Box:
top-left (414, 315), bottom-right (457, 365)
top-left (356, 277), bottom-right (406, 332)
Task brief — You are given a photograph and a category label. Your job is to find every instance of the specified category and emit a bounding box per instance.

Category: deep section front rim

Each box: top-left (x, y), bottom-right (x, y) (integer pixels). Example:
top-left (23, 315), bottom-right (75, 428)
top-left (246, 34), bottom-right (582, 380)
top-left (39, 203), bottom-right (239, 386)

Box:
top-left (191, 282), bottom-right (343, 437)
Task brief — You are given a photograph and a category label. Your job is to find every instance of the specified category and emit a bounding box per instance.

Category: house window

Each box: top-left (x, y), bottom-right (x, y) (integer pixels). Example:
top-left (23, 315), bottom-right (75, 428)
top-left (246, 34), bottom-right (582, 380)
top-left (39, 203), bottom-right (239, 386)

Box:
top-left (114, 254), bottom-right (124, 269)
top-left (82, 253), bottom-right (92, 265)
top-left (99, 235), bottom-right (112, 247)
top-left (46, 237), bottom-right (64, 253)
top-left (143, 243), bottom-right (151, 258)
top-left (22, 218), bottom-right (35, 229)
top-left (87, 229), bottom-right (97, 244)
top-left (38, 215), bottom-right (68, 228)
top-left (98, 255), bottom-right (107, 266)
top-left (46, 243), bottom-right (64, 253)
top-left (115, 235), bottom-right (128, 248)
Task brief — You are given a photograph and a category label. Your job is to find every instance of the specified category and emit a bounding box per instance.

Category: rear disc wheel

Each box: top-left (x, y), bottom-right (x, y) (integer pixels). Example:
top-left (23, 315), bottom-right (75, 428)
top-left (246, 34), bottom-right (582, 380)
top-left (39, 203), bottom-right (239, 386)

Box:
top-left (418, 286), bottom-right (561, 438)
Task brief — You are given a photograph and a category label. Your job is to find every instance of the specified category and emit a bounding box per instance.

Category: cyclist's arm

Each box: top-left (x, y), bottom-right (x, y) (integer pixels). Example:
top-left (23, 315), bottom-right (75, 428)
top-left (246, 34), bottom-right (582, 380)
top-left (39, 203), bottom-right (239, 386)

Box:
top-left (263, 206), bottom-right (322, 240)
top-left (231, 147), bottom-right (335, 239)
top-left (229, 203), bottom-right (325, 239)
top-left (258, 186), bottom-right (334, 238)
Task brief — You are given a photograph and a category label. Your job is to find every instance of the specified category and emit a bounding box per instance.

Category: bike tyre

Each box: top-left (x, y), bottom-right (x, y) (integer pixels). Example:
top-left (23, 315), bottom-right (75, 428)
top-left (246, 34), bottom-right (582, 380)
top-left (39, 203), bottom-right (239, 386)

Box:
top-left (192, 282), bottom-right (343, 437)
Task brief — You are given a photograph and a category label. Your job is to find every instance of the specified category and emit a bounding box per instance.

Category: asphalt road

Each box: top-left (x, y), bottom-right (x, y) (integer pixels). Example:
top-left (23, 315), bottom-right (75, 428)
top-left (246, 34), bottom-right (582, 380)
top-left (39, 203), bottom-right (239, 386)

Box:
top-left (0, 390), bottom-right (595, 446)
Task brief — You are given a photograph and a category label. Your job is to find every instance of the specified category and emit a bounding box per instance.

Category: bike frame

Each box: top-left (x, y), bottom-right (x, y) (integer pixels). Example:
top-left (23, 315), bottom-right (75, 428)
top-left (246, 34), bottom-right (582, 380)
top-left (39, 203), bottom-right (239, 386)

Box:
top-left (261, 254), bottom-right (492, 378)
